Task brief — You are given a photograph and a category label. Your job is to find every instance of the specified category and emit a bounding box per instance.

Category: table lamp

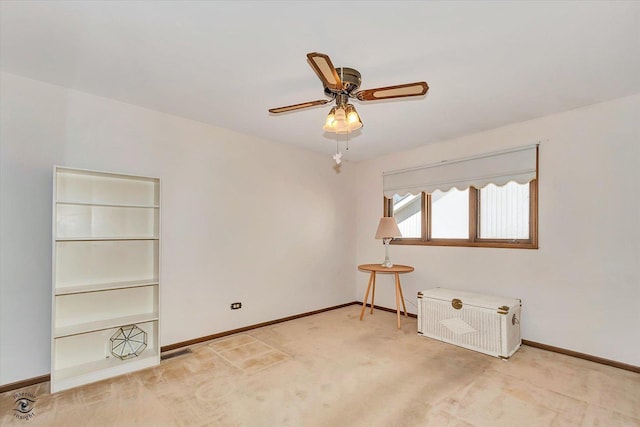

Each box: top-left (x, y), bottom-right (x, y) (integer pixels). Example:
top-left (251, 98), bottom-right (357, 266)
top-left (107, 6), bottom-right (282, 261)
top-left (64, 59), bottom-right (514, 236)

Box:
top-left (375, 217), bottom-right (402, 268)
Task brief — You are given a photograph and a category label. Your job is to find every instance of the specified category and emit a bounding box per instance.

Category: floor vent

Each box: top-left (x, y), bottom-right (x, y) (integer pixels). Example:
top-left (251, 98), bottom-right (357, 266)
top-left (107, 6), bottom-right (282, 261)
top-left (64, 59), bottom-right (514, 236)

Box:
top-left (161, 348), bottom-right (193, 361)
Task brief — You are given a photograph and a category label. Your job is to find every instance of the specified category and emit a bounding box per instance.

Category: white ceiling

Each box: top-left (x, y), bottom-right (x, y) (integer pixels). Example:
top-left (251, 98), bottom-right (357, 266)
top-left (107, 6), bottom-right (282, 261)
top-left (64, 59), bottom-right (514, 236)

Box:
top-left (2, 1), bottom-right (639, 161)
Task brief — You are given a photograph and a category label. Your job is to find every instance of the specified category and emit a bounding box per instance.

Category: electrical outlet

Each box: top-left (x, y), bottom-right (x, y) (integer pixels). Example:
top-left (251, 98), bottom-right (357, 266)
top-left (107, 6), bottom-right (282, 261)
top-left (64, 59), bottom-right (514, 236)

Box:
top-left (230, 302), bottom-right (242, 310)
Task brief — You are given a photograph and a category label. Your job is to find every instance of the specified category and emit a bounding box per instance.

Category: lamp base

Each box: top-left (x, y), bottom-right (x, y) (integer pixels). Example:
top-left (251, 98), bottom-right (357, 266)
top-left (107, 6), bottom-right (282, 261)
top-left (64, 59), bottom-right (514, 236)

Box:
top-left (381, 258), bottom-right (394, 268)
top-left (381, 239), bottom-right (393, 268)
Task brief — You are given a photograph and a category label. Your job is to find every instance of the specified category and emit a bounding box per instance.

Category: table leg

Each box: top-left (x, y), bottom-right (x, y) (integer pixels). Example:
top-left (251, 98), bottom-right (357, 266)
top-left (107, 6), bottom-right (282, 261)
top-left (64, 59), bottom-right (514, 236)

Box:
top-left (359, 272), bottom-right (375, 321)
top-left (370, 272), bottom-right (376, 314)
top-left (397, 275), bottom-right (408, 317)
top-left (395, 273), bottom-right (401, 329)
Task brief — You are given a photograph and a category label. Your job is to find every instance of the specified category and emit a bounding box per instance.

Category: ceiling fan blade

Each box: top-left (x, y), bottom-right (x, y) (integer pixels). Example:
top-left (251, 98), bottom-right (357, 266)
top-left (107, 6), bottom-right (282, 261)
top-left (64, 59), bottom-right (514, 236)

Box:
top-left (268, 99), bottom-right (330, 114)
top-left (356, 82), bottom-right (429, 101)
top-left (306, 52), bottom-right (342, 91)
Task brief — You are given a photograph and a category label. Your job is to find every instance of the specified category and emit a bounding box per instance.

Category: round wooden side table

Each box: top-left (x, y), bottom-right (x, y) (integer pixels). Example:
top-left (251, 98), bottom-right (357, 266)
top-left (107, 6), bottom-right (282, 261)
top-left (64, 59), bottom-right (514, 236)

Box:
top-left (358, 264), bottom-right (414, 329)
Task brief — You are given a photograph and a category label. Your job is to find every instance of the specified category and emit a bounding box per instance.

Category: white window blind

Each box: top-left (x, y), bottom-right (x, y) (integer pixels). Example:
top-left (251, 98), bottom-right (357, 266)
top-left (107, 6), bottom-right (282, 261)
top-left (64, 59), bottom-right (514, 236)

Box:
top-left (383, 144), bottom-right (538, 197)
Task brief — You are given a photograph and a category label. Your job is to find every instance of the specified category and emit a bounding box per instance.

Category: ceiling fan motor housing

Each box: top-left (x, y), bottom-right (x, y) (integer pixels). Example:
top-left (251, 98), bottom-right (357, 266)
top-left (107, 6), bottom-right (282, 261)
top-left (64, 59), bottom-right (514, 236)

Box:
top-left (333, 67), bottom-right (362, 95)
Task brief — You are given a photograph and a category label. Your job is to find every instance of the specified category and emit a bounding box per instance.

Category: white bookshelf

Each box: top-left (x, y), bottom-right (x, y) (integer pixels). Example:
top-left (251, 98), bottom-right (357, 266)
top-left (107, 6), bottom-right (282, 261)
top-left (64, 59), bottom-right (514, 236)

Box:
top-left (51, 167), bottom-right (160, 393)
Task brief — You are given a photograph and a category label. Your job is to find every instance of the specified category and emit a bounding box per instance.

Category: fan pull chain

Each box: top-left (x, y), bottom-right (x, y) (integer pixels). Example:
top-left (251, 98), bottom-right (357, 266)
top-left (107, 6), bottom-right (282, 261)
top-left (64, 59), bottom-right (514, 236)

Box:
top-left (332, 135), bottom-right (343, 165)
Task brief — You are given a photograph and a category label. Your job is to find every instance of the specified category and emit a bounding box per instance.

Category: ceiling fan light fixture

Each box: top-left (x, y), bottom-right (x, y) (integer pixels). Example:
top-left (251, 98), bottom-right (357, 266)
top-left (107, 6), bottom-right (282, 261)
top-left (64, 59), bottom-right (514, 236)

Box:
top-left (345, 104), bottom-right (363, 131)
top-left (322, 107), bottom-right (337, 131)
top-left (323, 104), bottom-right (362, 134)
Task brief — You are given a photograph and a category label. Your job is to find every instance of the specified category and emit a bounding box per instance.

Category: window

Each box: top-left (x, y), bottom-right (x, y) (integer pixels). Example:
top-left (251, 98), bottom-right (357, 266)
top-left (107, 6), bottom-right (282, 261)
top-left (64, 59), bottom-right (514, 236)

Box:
top-left (385, 180), bottom-right (537, 248)
top-left (431, 187), bottom-right (469, 239)
top-left (392, 194), bottom-right (422, 238)
top-left (383, 145), bottom-right (539, 249)
top-left (479, 182), bottom-right (530, 239)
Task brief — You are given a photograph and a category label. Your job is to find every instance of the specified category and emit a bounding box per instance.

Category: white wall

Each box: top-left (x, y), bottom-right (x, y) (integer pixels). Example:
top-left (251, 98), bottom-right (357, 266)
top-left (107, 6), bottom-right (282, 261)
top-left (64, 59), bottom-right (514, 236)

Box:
top-left (0, 72), bottom-right (357, 386)
top-left (355, 94), bottom-right (640, 366)
top-left (2, 71), bottom-right (637, 386)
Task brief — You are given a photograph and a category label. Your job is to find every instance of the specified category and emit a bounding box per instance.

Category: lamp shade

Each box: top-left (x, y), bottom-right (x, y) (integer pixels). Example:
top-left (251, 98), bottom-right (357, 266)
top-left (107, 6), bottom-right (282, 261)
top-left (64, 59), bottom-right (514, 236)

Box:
top-left (375, 217), bottom-right (402, 239)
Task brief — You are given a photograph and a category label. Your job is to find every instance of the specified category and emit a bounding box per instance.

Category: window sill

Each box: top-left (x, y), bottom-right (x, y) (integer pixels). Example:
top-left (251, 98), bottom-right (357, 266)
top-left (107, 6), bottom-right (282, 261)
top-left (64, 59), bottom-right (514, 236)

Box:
top-left (390, 239), bottom-right (538, 249)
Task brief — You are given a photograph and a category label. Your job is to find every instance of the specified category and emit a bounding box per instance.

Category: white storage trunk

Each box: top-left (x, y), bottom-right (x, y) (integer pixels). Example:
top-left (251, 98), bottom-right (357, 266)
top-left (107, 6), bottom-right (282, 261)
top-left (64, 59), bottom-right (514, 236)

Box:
top-left (418, 288), bottom-right (521, 359)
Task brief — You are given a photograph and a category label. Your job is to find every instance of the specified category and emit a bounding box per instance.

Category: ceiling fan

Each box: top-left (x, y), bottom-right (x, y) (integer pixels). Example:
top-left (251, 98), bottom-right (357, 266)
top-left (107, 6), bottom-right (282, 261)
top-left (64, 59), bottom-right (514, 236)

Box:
top-left (268, 52), bottom-right (429, 134)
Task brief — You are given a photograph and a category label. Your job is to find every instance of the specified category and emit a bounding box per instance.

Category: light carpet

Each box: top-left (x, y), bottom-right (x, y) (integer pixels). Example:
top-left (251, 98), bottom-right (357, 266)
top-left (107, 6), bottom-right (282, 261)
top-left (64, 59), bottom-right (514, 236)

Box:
top-left (1, 305), bottom-right (638, 426)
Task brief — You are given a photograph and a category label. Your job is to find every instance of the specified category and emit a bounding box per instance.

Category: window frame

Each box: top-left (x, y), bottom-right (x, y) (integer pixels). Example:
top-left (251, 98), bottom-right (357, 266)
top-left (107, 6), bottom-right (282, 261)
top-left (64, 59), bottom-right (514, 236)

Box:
top-left (384, 179), bottom-right (538, 249)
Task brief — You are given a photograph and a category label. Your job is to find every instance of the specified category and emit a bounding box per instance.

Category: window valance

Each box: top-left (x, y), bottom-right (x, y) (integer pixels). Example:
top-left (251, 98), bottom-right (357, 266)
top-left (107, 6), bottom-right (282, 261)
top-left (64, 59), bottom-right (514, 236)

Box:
top-left (383, 144), bottom-right (538, 197)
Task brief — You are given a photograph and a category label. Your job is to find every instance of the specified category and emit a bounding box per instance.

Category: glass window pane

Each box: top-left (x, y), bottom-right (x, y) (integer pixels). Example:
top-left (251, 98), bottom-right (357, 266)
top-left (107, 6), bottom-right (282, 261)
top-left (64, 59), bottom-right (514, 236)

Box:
top-left (431, 188), bottom-right (469, 238)
top-left (479, 182), bottom-right (529, 239)
top-left (392, 193), bottom-right (421, 238)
